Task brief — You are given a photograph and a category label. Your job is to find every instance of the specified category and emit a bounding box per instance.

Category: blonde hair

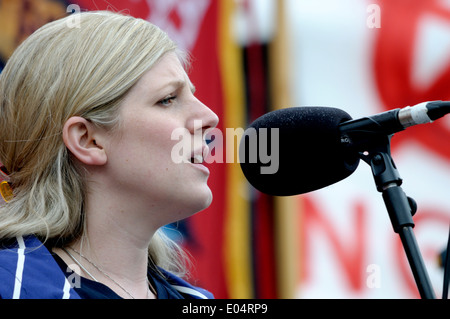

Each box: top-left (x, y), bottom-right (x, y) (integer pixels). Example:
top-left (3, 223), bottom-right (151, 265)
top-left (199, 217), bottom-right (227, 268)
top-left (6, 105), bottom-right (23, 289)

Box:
top-left (0, 11), bottom-right (190, 276)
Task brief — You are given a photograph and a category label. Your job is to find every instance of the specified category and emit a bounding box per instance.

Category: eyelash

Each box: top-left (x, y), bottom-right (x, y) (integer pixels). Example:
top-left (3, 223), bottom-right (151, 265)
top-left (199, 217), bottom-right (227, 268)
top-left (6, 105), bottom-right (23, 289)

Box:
top-left (158, 95), bottom-right (177, 106)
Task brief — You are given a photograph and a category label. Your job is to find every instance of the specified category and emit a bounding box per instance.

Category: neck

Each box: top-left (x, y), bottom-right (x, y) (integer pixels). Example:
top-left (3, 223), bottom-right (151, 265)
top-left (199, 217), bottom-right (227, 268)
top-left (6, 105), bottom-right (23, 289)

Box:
top-left (62, 192), bottom-right (160, 299)
top-left (74, 220), bottom-right (151, 283)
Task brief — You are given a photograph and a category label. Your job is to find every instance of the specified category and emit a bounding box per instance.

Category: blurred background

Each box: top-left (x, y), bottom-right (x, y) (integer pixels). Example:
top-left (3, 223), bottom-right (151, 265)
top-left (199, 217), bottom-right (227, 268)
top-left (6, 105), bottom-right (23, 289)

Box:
top-left (1, 0), bottom-right (450, 299)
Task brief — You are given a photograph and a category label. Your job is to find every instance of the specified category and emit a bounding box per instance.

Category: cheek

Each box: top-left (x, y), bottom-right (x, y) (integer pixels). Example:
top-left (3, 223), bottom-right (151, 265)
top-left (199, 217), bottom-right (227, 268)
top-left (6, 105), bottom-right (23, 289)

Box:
top-left (115, 110), bottom-right (189, 172)
top-left (135, 121), bottom-right (188, 175)
top-left (128, 115), bottom-right (180, 151)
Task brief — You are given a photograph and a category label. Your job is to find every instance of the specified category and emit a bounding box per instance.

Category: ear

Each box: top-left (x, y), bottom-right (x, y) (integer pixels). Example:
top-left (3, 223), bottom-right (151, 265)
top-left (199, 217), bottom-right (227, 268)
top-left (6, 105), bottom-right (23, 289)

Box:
top-left (63, 116), bottom-right (107, 166)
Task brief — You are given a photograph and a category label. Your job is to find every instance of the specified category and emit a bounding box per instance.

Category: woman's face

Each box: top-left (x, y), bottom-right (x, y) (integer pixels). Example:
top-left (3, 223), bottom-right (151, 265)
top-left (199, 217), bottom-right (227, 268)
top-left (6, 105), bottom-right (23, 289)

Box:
top-left (101, 52), bottom-right (218, 225)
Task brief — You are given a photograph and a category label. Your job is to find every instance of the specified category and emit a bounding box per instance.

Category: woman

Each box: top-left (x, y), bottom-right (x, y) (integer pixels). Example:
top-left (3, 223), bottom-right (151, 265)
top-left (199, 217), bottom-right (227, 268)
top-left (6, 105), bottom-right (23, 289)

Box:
top-left (0, 11), bottom-right (218, 299)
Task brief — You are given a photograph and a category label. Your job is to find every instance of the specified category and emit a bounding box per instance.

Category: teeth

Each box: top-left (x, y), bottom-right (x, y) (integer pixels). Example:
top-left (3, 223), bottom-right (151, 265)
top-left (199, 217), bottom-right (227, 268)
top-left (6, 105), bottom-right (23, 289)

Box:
top-left (191, 154), bottom-right (203, 163)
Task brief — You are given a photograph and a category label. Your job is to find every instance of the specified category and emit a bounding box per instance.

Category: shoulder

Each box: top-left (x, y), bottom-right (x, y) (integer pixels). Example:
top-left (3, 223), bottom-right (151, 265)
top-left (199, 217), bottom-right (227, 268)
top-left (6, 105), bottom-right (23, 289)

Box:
top-left (0, 235), bottom-right (80, 299)
top-left (157, 268), bottom-right (214, 299)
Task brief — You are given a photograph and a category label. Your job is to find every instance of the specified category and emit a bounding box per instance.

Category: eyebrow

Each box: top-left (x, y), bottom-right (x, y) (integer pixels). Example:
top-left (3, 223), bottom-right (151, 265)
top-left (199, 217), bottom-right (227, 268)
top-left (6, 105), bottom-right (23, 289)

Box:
top-left (161, 79), bottom-right (196, 94)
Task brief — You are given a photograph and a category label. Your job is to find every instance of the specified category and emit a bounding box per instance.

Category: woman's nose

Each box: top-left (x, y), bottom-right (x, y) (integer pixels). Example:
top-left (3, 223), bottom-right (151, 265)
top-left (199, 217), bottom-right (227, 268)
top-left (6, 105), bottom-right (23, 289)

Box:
top-left (188, 98), bottom-right (219, 134)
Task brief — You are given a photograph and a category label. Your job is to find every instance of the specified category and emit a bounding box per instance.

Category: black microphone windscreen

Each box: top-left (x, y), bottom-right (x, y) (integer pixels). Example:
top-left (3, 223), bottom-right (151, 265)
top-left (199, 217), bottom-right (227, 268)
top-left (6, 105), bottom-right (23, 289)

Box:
top-left (239, 107), bottom-right (360, 196)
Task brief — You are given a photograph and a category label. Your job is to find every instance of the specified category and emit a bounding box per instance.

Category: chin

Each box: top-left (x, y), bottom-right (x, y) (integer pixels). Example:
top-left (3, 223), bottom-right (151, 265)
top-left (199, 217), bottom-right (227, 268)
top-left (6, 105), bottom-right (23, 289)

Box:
top-left (183, 189), bottom-right (213, 217)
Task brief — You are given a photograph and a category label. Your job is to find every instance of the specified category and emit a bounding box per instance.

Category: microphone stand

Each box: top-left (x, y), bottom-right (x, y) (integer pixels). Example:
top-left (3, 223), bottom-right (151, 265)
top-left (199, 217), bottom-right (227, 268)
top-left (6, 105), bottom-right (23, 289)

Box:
top-left (357, 134), bottom-right (436, 299)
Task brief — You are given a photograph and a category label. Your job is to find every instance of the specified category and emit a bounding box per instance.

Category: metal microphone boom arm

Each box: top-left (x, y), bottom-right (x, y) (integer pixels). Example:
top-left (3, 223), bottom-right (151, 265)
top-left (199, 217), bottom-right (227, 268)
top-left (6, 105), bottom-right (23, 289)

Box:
top-left (341, 129), bottom-right (436, 298)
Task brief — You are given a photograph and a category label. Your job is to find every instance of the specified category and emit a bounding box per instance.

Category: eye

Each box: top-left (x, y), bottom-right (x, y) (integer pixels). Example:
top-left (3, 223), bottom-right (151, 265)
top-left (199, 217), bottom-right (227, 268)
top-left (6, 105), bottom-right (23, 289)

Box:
top-left (158, 95), bottom-right (177, 106)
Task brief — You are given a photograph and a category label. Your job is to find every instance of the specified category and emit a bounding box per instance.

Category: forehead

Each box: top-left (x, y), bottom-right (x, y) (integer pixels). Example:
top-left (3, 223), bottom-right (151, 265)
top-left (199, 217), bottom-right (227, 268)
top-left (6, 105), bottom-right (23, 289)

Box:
top-left (134, 52), bottom-right (192, 93)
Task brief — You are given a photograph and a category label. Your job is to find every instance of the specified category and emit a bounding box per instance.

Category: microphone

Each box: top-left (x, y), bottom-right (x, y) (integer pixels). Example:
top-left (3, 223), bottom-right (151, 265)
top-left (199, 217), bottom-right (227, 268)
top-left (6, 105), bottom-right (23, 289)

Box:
top-left (239, 101), bottom-right (450, 196)
top-left (239, 106), bottom-right (360, 196)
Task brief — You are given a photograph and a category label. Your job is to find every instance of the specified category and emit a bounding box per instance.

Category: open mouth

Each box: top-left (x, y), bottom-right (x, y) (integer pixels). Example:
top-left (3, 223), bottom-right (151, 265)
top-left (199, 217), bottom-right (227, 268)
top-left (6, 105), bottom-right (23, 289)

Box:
top-left (190, 154), bottom-right (204, 164)
top-left (190, 144), bottom-right (209, 164)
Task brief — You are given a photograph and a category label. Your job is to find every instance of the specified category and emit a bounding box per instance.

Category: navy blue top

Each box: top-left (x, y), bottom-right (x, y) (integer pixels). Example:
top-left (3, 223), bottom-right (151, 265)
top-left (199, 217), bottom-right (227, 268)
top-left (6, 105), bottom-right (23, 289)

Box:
top-left (0, 235), bottom-right (213, 299)
top-left (51, 252), bottom-right (186, 299)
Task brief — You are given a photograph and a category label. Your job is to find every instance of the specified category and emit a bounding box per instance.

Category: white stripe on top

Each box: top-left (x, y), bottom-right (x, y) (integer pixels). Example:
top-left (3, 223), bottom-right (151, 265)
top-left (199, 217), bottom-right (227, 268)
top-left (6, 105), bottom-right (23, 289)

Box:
top-left (12, 236), bottom-right (26, 299)
top-left (62, 279), bottom-right (72, 299)
top-left (171, 285), bottom-right (209, 299)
